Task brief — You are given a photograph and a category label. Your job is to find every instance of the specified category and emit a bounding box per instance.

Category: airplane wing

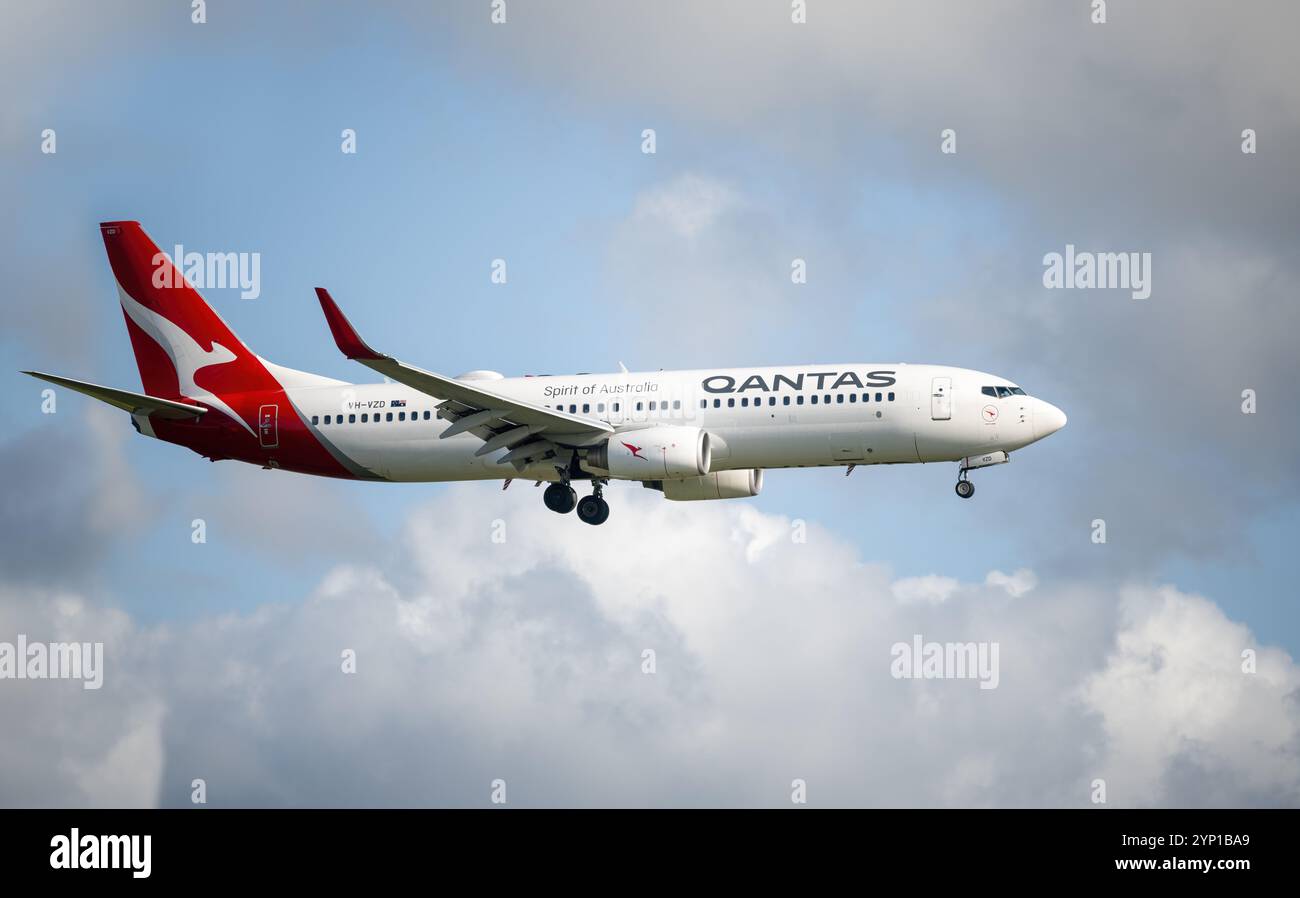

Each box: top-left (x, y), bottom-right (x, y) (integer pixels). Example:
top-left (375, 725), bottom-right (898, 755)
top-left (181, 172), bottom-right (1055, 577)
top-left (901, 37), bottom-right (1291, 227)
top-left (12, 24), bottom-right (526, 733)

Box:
top-left (22, 371), bottom-right (208, 419)
top-left (314, 288), bottom-right (612, 470)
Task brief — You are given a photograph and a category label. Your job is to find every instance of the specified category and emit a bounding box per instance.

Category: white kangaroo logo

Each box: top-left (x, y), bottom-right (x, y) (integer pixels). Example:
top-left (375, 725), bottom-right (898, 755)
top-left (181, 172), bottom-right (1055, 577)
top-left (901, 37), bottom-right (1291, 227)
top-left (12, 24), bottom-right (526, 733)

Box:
top-left (117, 284), bottom-right (257, 437)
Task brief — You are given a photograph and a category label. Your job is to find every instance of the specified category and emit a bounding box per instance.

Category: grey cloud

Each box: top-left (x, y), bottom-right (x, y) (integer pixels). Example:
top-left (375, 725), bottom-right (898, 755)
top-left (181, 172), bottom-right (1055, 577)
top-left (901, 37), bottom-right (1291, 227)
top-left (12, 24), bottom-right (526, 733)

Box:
top-left (3, 490), bottom-right (1296, 808)
top-left (0, 406), bottom-right (152, 585)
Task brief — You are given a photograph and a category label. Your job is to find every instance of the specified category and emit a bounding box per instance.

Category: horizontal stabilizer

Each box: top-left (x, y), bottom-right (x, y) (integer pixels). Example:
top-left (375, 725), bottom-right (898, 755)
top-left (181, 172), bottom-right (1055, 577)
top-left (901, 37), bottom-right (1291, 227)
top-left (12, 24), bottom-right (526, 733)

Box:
top-left (22, 371), bottom-right (207, 419)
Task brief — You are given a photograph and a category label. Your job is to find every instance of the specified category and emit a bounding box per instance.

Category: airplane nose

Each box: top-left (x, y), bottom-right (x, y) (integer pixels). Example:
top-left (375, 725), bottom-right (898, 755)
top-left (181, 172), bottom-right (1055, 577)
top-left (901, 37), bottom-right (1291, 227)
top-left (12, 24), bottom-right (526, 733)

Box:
top-left (1032, 400), bottom-right (1067, 440)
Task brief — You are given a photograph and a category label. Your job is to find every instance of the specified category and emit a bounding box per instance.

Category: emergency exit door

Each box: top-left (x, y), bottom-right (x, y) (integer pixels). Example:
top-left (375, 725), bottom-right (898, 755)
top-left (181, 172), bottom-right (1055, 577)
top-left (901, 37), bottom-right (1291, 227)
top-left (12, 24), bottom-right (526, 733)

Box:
top-left (258, 404), bottom-right (279, 448)
top-left (930, 377), bottom-right (951, 421)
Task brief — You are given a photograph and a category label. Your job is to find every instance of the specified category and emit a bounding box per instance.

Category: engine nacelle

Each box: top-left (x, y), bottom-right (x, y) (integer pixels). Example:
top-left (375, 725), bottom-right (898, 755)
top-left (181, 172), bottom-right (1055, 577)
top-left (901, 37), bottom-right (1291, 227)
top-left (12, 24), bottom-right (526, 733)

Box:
top-left (585, 426), bottom-right (711, 480)
top-left (652, 468), bottom-right (764, 501)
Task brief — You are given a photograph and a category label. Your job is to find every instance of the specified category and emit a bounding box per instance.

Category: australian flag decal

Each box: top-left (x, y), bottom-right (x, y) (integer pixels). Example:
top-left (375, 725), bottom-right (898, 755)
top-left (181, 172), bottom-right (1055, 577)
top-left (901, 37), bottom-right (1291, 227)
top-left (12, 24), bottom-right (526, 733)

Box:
top-left (391, 399), bottom-right (407, 407)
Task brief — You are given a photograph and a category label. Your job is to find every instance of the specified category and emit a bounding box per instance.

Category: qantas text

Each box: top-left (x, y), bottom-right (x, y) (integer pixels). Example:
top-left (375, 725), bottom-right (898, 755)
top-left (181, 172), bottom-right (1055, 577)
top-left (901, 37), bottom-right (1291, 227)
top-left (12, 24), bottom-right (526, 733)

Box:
top-left (702, 370), bottom-right (897, 394)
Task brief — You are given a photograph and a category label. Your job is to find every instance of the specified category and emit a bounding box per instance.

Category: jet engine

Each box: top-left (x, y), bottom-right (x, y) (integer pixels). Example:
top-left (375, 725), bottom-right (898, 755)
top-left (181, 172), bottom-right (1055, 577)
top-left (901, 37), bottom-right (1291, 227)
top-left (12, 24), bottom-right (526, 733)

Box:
top-left (584, 426), bottom-right (711, 480)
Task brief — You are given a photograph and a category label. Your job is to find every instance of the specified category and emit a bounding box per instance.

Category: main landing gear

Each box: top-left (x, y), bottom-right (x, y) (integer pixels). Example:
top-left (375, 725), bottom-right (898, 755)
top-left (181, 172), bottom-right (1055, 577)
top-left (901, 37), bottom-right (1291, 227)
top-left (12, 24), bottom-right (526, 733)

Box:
top-left (543, 482), bottom-right (577, 514)
top-left (954, 470), bottom-right (975, 499)
top-left (543, 479), bottom-right (610, 525)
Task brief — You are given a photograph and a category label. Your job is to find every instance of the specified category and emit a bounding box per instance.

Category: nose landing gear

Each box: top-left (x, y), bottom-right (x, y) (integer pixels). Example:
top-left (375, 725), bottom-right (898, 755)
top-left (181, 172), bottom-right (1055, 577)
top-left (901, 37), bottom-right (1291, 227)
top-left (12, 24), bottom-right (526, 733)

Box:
top-left (955, 471), bottom-right (975, 499)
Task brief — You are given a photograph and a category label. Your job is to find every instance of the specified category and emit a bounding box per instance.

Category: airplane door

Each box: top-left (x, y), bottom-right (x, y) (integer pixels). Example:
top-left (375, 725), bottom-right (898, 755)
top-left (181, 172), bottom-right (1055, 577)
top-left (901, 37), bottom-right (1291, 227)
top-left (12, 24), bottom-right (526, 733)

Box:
top-left (258, 404), bottom-right (279, 448)
top-left (930, 377), bottom-right (952, 421)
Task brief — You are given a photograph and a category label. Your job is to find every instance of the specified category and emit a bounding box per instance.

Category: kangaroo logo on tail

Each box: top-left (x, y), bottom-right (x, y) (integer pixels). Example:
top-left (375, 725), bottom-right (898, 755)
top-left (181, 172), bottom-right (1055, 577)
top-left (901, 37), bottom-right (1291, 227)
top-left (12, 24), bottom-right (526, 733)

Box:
top-left (117, 286), bottom-right (255, 437)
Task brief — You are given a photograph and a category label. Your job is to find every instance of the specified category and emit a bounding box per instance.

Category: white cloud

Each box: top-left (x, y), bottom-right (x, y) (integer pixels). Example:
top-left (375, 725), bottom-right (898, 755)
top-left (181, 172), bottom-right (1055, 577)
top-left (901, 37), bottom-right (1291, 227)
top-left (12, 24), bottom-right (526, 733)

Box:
top-left (892, 574), bottom-right (960, 605)
top-left (632, 174), bottom-right (739, 240)
top-left (0, 588), bottom-right (161, 808)
top-left (1080, 586), bottom-right (1300, 807)
top-left (986, 568), bottom-right (1038, 598)
top-left (1, 488), bottom-right (1295, 808)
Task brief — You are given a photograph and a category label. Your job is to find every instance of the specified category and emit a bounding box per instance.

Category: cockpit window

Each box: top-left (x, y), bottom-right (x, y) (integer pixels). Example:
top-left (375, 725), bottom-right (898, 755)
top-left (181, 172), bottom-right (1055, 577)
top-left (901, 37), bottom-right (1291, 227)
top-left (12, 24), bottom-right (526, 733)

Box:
top-left (981, 386), bottom-right (997, 398)
top-left (995, 386), bottom-right (1012, 398)
top-left (984, 385), bottom-right (1028, 398)
top-left (1009, 387), bottom-right (1026, 396)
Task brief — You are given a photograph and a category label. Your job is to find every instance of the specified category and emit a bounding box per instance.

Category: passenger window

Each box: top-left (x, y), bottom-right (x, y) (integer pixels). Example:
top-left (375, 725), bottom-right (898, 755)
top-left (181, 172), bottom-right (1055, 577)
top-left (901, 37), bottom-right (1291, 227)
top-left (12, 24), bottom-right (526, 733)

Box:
top-left (713, 399), bottom-right (721, 408)
top-left (424, 410), bottom-right (431, 420)
top-left (636, 402), bottom-right (643, 411)
top-left (597, 403), bottom-right (605, 413)
top-left (361, 414), bottom-right (368, 422)
top-left (810, 395), bottom-right (818, 405)
top-left (849, 394), bottom-right (856, 403)
top-left (324, 415), bottom-right (332, 424)
top-left (399, 412), bottom-right (406, 421)
top-left (862, 393), bottom-right (869, 403)
top-left (783, 396), bottom-right (791, 406)
top-left (797, 395), bottom-right (804, 405)
top-left (311, 415), bottom-right (319, 425)
top-left (727, 398), bottom-right (735, 408)
top-left (349, 414), bottom-right (356, 423)
top-left (741, 397), bottom-right (749, 407)
top-left (613, 403), bottom-right (620, 412)
top-left (700, 399), bottom-right (707, 409)
top-left (673, 400), bottom-right (681, 410)
top-left (875, 393), bottom-right (882, 402)
top-left (888, 392), bottom-right (895, 402)
top-left (837, 394), bottom-right (844, 404)
top-left (386, 412), bottom-right (393, 422)
top-left (582, 403), bottom-right (590, 413)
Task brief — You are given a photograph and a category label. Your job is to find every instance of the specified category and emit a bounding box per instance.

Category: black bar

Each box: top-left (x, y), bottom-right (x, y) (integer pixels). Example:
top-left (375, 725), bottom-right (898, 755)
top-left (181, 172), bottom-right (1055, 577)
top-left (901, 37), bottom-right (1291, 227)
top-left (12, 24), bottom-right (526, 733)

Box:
top-left (0, 809), bottom-right (1290, 884)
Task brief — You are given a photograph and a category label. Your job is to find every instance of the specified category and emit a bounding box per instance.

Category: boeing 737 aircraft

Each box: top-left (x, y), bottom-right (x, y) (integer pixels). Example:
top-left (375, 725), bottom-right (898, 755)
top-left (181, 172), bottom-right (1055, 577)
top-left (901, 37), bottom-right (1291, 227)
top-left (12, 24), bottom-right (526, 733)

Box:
top-left (24, 222), bottom-right (1066, 525)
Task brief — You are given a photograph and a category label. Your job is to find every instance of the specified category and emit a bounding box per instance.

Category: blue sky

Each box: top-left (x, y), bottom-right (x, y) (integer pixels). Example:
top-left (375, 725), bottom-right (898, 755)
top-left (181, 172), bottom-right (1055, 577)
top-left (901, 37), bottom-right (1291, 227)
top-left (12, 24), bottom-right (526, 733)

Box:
top-left (2, 1), bottom-right (1297, 808)
top-left (7, 1), bottom-right (1289, 639)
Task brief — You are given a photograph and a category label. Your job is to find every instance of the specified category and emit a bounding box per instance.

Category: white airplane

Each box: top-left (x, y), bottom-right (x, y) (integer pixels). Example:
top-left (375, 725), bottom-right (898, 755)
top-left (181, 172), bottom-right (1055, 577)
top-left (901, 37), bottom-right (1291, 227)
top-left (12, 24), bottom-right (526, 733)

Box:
top-left (25, 222), bottom-right (1066, 525)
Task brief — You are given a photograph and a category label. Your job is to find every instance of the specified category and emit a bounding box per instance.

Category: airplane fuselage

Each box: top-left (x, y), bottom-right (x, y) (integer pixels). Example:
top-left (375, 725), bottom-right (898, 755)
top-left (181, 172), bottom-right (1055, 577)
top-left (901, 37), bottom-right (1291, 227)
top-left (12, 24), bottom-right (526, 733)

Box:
top-left (31, 222), bottom-right (1067, 523)
top-left (136, 362), bottom-right (1064, 484)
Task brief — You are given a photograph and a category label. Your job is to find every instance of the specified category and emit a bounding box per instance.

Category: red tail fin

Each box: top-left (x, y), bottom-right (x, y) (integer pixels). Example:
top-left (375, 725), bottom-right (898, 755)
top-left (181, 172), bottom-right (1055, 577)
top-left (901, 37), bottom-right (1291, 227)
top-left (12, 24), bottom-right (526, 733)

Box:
top-left (100, 221), bottom-right (277, 406)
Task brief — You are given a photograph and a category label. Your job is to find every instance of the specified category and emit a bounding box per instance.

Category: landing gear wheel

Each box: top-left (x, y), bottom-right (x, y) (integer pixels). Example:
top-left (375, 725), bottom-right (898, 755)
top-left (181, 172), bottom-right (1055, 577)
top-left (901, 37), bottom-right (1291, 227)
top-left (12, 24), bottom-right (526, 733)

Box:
top-left (577, 495), bottom-right (610, 525)
top-left (955, 479), bottom-right (975, 499)
top-left (544, 482), bottom-right (577, 514)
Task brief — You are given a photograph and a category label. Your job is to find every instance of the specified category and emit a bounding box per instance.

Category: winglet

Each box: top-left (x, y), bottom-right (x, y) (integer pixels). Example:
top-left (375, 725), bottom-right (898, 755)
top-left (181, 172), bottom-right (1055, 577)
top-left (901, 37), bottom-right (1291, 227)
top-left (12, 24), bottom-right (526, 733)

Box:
top-left (315, 288), bottom-right (386, 361)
